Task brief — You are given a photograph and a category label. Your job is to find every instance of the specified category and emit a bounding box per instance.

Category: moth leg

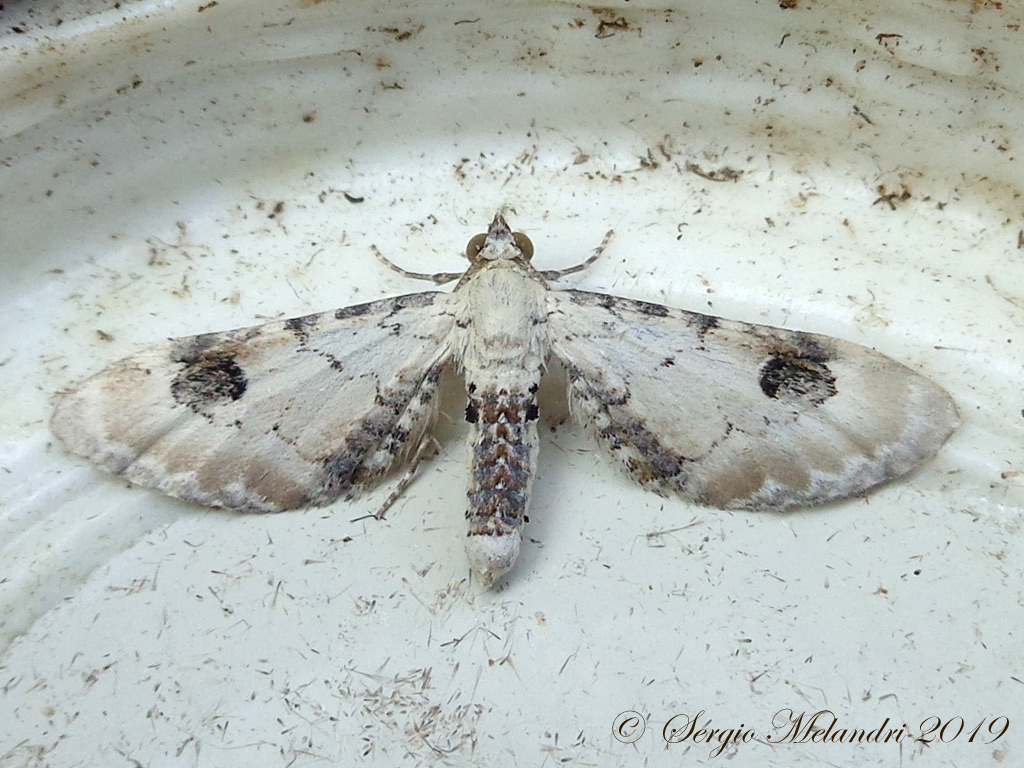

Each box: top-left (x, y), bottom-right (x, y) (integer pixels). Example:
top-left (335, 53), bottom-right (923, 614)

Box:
top-left (539, 229), bottom-right (615, 281)
top-left (372, 245), bottom-right (464, 285)
top-left (367, 436), bottom-right (442, 520)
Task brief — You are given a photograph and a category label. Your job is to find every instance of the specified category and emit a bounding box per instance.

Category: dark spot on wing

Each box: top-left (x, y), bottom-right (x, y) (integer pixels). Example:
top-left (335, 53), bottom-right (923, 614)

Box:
top-left (320, 452), bottom-right (361, 497)
top-left (693, 314), bottom-right (719, 339)
top-left (317, 350), bottom-right (344, 372)
top-left (424, 365), bottom-right (444, 385)
top-left (792, 336), bottom-right (834, 364)
top-left (633, 299), bottom-right (671, 317)
top-left (565, 289), bottom-right (678, 320)
top-left (759, 353), bottom-right (837, 406)
top-left (564, 364), bottom-right (630, 406)
top-left (416, 364), bottom-right (444, 405)
top-left (388, 425), bottom-right (412, 448)
top-left (390, 292), bottom-right (439, 312)
top-left (375, 381), bottom-right (413, 414)
top-left (661, 357), bottom-right (676, 367)
top-left (563, 365), bottom-right (695, 492)
top-left (317, 384), bottom-right (420, 497)
top-left (332, 291), bottom-right (442, 322)
top-left (284, 314), bottom-right (320, 345)
top-left (596, 417), bottom-right (687, 481)
top-left (170, 347), bottom-right (248, 414)
top-left (311, 360), bottom-right (450, 503)
top-left (334, 302), bottom-right (373, 320)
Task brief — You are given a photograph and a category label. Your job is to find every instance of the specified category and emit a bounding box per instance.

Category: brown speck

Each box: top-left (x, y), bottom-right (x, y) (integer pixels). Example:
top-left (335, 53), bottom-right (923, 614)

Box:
top-left (873, 184), bottom-right (912, 210)
top-left (639, 149), bottom-right (659, 170)
top-left (686, 162), bottom-right (743, 182)
top-left (853, 105), bottom-right (873, 124)
top-left (875, 32), bottom-right (903, 44)
top-left (370, 24), bottom-right (424, 41)
top-left (114, 76), bottom-right (143, 95)
top-left (594, 14), bottom-right (629, 39)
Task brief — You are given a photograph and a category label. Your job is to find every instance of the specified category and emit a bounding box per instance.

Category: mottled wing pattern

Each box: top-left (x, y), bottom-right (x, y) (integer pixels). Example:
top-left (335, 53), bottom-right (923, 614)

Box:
top-left (52, 292), bottom-right (455, 512)
top-left (547, 289), bottom-right (958, 510)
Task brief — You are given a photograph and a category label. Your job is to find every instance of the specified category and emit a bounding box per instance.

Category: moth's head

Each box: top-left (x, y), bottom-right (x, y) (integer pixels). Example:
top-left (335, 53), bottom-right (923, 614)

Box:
top-left (465, 213), bottom-right (534, 265)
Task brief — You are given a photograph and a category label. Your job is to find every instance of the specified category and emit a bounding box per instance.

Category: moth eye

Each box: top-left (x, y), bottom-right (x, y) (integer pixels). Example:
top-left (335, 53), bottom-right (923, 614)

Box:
top-left (465, 233), bottom-right (487, 260)
top-left (513, 232), bottom-right (534, 261)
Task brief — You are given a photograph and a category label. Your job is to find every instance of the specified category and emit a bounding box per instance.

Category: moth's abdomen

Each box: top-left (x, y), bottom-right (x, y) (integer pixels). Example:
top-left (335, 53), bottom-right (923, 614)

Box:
top-left (464, 385), bottom-right (540, 587)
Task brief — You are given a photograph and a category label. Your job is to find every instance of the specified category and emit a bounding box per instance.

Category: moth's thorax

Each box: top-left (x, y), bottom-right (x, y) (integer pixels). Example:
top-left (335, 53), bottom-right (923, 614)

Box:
top-left (452, 261), bottom-right (550, 381)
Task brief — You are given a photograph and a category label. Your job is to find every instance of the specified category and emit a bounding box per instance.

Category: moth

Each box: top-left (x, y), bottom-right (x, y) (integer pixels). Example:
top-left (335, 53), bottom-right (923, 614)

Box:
top-left (52, 214), bottom-right (959, 587)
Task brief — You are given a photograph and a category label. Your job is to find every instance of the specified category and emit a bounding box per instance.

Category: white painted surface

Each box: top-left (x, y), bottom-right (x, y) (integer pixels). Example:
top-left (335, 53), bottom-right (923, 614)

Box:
top-left (1, 1), bottom-right (1021, 765)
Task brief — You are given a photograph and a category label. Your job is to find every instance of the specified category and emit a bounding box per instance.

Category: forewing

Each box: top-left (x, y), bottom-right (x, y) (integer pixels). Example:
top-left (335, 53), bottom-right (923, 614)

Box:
top-left (52, 292), bottom-right (455, 511)
top-left (547, 289), bottom-right (958, 510)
